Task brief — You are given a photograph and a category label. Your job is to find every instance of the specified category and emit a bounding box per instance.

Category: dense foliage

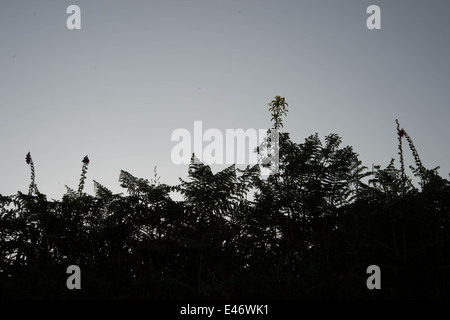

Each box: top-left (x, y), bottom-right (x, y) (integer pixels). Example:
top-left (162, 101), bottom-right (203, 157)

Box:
top-left (1, 97), bottom-right (449, 299)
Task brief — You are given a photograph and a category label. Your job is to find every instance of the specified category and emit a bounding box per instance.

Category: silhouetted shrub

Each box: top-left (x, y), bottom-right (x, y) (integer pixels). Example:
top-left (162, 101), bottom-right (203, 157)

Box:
top-left (1, 98), bottom-right (449, 299)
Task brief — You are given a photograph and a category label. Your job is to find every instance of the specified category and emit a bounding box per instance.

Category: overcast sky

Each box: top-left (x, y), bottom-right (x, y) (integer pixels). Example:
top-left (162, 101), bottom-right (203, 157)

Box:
top-left (1, 0), bottom-right (449, 200)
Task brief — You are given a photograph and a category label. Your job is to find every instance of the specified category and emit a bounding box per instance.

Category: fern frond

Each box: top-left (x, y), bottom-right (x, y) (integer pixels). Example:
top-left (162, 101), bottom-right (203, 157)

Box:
top-left (93, 180), bottom-right (113, 200)
top-left (64, 185), bottom-right (78, 199)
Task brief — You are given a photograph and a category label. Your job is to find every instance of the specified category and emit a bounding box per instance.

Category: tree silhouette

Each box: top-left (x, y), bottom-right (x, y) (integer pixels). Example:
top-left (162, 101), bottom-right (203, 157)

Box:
top-left (1, 96), bottom-right (450, 299)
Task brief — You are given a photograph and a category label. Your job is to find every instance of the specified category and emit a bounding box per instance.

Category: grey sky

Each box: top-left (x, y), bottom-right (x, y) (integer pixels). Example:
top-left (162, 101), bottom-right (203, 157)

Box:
top-left (1, 0), bottom-right (449, 199)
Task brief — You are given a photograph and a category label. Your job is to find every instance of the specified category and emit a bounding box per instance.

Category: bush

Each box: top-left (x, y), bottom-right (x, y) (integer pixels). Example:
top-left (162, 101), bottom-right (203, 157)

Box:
top-left (1, 98), bottom-right (449, 299)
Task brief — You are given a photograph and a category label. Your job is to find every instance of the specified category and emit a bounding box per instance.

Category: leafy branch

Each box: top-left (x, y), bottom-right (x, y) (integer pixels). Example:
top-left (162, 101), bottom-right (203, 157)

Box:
top-left (25, 152), bottom-right (39, 195)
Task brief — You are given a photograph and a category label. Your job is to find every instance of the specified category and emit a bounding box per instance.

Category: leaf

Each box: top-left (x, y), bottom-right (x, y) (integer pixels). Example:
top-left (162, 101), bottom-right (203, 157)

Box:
top-left (93, 180), bottom-right (113, 200)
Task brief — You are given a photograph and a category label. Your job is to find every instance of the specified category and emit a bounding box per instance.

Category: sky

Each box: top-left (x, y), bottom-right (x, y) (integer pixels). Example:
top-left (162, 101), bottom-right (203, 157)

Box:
top-left (1, 0), bottom-right (449, 200)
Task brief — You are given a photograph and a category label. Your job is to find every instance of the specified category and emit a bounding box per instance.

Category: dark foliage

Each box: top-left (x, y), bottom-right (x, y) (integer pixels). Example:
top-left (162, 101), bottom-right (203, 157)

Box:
top-left (1, 99), bottom-right (449, 299)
